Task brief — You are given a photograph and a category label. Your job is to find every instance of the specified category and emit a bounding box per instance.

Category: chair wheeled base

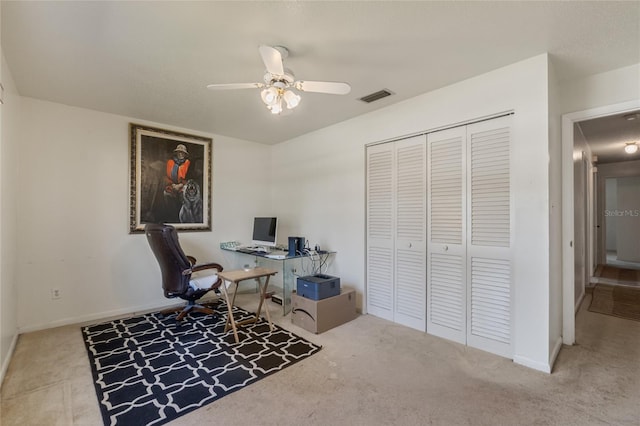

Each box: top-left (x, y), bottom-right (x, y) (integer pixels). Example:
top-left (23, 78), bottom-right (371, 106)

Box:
top-left (160, 300), bottom-right (220, 321)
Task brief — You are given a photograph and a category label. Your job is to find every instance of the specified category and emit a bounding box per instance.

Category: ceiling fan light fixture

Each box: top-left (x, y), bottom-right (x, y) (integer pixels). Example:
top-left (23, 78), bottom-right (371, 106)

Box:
top-left (207, 45), bottom-right (350, 116)
top-left (269, 100), bottom-right (283, 115)
top-left (260, 87), bottom-right (280, 106)
top-left (624, 142), bottom-right (638, 154)
top-left (283, 89), bottom-right (301, 109)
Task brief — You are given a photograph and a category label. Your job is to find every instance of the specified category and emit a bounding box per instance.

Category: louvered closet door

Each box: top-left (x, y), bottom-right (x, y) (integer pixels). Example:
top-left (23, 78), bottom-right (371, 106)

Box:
top-left (366, 143), bottom-right (395, 321)
top-left (466, 116), bottom-right (513, 358)
top-left (394, 136), bottom-right (426, 331)
top-left (427, 127), bottom-right (467, 344)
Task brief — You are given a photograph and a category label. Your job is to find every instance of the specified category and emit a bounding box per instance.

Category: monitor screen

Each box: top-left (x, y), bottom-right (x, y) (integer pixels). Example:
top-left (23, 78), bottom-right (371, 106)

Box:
top-left (252, 217), bottom-right (278, 247)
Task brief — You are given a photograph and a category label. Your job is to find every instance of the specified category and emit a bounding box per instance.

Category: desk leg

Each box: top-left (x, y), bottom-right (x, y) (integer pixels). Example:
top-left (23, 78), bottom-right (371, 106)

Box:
top-left (256, 275), bottom-right (274, 332)
top-left (222, 281), bottom-right (240, 344)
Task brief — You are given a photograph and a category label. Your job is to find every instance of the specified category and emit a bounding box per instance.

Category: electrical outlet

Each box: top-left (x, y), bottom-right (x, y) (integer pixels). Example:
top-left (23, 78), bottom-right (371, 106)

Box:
top-left (51, 288), bottom-right (61, 300)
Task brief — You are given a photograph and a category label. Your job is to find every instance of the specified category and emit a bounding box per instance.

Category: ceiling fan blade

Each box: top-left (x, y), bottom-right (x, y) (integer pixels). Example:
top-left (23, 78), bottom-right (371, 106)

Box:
top-left (206, 83), bottom-right (264, 90)
top-left (259, 45), bottom-right (284, 76)
top-left (294, 80), bottom-right (351, 95)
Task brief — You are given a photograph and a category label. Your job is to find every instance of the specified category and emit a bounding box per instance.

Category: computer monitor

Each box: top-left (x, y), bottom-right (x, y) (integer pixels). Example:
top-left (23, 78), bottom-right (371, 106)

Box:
top-left (251, 217), bottom-right (278, 247)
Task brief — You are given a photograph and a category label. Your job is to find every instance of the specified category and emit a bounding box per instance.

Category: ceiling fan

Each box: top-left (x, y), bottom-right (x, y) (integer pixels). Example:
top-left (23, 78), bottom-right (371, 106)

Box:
top-left (206, 45), bottom-right (351, 114)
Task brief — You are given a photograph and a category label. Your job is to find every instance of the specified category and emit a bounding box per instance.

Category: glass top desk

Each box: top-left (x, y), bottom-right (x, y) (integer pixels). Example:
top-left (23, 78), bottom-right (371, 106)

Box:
top-left (221, 247), bottom-right (335, 315)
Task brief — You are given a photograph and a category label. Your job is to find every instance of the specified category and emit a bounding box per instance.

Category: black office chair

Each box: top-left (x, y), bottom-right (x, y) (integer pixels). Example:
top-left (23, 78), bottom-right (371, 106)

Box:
top-left (145, 223), bottom-right (224, 321)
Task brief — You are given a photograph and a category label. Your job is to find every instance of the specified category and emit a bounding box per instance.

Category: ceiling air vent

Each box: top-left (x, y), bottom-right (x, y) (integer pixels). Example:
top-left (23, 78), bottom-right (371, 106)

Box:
top-left (359, 89), bottom-right (394, 103)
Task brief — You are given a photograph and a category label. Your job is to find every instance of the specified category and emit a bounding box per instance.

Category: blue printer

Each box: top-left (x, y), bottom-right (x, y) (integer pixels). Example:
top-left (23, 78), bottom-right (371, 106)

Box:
top-left (296, 274), bottom-right (340, 300)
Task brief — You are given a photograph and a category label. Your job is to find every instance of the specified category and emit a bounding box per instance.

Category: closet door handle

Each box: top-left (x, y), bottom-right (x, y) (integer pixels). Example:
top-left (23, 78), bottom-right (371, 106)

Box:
top-left (443, 245), bottom-right (449, 251)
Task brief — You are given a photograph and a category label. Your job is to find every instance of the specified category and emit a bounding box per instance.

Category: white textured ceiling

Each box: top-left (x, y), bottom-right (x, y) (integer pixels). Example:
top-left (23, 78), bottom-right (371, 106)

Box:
top-left (577, 110), bottom-right (640, 164)
top-left (2, 1), bottom-right (639, 144)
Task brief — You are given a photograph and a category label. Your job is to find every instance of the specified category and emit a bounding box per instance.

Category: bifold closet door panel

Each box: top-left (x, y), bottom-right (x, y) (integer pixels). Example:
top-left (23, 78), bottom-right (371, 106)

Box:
top-left (366, 143), bottom-right (395, 321)
top-left (465, 116), bottom-right (513, 358)
top-left (366, 136), bottom-right (426, 329)
top-left (394, 136), bottom-right (426, 331)
top-left (426, 127), bottom-right (467, 344)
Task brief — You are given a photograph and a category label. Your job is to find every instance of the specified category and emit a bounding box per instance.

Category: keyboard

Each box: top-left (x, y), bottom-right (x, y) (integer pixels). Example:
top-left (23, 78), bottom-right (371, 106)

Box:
top-left (265, 254), bottom-right (286, 260)
top-left (265, 250), bottom-right (288, 259)
top-left (237, 248), bottom-right (289, 258)
top-left (237, 247), bottom-right (260, 254)
top-left (237, 246), bottom-right (271, 254)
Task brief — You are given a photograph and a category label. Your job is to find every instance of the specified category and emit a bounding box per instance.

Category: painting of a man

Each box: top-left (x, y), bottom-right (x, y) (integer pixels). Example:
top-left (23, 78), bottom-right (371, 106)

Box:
top-left (130, 124), bottom-right (211, 233)
top-left (163, 144), bottom-right (191, 221)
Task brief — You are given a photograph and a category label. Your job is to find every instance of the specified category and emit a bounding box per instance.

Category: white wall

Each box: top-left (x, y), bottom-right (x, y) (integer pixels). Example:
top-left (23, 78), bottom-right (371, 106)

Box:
top-left (560, 63), bottom-right (640, 114)
top-left (548, 57), bottom-right (563, 364)
top-left (273, 54), bottom-right (553, 371)
top-left (0, 50), bottom-right (20, 383)
top-left (15, 97), bottom-right (271, 332)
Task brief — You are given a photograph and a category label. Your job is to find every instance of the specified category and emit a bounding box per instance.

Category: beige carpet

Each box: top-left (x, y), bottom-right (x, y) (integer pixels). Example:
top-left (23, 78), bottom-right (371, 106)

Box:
top-left (3, 292), bottom-right (640, 425)
top-left (589, 283), bottom-right (640, 321)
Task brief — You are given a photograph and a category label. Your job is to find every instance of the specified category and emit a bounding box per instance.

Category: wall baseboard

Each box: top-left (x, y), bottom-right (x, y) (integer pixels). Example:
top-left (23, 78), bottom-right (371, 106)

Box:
top-left (0, 333), bottom-right (19, 389)
top-left (575, 289), bottom-right (586, 313)
top-left (549, 336), bottom-right (563, 372)
top-left (513, 354), bottom-right (552, 374)
top-left (17, 299), bottom-right (194, 334)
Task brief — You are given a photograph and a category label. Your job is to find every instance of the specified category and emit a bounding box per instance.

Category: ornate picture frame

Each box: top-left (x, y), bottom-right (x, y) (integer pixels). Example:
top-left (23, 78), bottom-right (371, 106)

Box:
top-left (129, 124), bottom-right (212, 233)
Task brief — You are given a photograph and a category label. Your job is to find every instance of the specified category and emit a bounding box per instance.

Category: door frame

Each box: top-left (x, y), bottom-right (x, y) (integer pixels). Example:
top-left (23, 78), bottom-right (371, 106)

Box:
top-left (561, 99), bottom-right (640, 344)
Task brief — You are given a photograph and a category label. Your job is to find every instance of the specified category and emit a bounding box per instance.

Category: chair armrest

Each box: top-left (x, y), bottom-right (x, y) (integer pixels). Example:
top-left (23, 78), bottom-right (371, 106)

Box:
top-left (191, 262), bottom-right (224, 289)
top-left (191, 262), bottom-right (224, 273)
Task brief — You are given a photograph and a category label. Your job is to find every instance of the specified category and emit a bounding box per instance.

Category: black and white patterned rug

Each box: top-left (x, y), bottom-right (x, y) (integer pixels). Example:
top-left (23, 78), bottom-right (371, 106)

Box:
top-left (82, 303), bottom-right (321, 426)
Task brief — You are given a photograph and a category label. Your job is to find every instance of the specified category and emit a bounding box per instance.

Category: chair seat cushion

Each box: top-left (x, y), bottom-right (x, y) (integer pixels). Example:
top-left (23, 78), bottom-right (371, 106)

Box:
top-left (189, 273), bottom-right (219, 290)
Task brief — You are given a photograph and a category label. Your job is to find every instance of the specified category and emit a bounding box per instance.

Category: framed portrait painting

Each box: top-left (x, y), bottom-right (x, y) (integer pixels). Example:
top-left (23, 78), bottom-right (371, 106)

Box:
top-left (129, 124), bottom-right (212, 233)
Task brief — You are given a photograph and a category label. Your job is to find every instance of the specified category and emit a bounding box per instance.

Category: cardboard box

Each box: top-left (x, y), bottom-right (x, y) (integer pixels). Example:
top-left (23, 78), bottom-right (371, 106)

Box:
top-left (292, 288), bottom-right (357, 334)
top-left (296, 274), bottom-right (341, 300)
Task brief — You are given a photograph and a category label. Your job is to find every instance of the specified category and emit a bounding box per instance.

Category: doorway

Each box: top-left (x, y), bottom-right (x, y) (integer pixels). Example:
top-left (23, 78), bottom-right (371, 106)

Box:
top-left (562, 100), bottom-right (640, 344)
